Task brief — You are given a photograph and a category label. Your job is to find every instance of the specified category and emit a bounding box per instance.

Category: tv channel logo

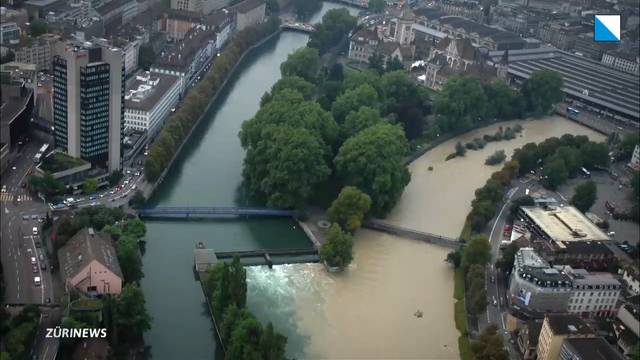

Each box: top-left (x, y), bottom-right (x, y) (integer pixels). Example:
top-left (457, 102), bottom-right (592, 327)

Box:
top-left (594, 15), bottom-right (620, 42)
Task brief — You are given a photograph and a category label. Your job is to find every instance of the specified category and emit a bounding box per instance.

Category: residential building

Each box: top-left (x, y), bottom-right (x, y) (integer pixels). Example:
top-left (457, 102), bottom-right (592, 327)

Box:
top-left (52, 40), bottom-right (124, 172)
top-left (348, 28), bottom-right (379, 63)
top-left (536, 314), bottom-right (595, 360)
top-left (537, 20), bottom-right (586, 51)
top-left (508, 248), bottom-right (574, 315)
top-left (124, 71), bottom-right (180, 137)
top-left (57, 228), bottom-right (123, 295)
top-left (230, 0), bottom-right (265, 32)
top-left (537, 240), bottom-right (616, 272)
top-left (617, 302), bottom-right (640, 337)
top-left (151, 26), bottom-right (215, 92)
top-left (517, 319), bottom-right (543, 360)
top-left (559, 337), bottom-right (624, 360)
top-left (206, 10), bottom-right (233, 50)
top-left (12, 34), bottom-right (61, 72)
top-left (158, 9), bottom-right (203, 41)
top-left (621, 265), bottom-right (639, 294)
top-left (0, 22), bottom-right (20, 45)
top-left (564, 266), bottom-right (621, 318)
top-left (421, 15), bottom-right (526, 50)
top-left (170, 0), bottom-right (231, 15)
top-left (602, 49), bottom-right (640, 75)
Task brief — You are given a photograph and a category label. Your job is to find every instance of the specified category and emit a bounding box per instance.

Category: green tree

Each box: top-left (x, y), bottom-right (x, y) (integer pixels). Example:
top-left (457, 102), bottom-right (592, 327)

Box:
top-left (260, 322), bottom-right (287, 360)
top-left (260, 76), bottom-right (316, 106)
top-left (115, 284), bottom-right (152, 341)
top-left (520, 69), bottom-right (564, 116)
top-left (434, 77), bottom-right (488, 131)
top-left (483, 81), bottom-right (523, 120)
top-left (455, 141), bottom-right (467, 157)
top-left (341, 106), bottom-right (383, 139)
top-left (29, 20), bottom-right (48, 36)
top-left (554, 146), bottom-right (583, 178)
top-left (570, 180), bottom-right (597, 213)
top-left (138, 45), bottom-right (156, 71)
top-left (319, 223), bottom-right (354, 268)
top-left (107, 170), bottom-right (124, 186)
top-left (27, 173), bottom-right (64, 197)
top-left (123, 218), bottom-right (146, 238)
top-left (619, 132), bottom-right (640, 159)
top-left (485, 150), bottom-right (506, 165)
top-left (308, 9), bottom-right (357, 54)
top-left (446, 249), bottom-right (462, 268)
top-left (368, 51), bottom-right (385, 75)
top-left (512, 142), bottom-right (539, 175)
top-left (292, 0), bottom-right (321, 18)
top-left (509, 195), bottom-right (534, 217)
top-left (335, 123), bottom-right (410, 215)
top-left (579, 141), bottom-right (609, 170)
top-left (331, 84), bottom-right (379, 123)
top-left (228, 257), bottom-right (247, 310)
top-left (83, 178), bottom-right (98, 194)
top-left (243, 126), bottom-right (331, 208)
top-left (280, 47), bottom-right (320, 82)
top-left (116, 236), bottom-right (143, 283)
top-left (386, 55), bottom-right (404, 72)
top-left (542, 157), bottom-right (568, 190)
top-left (368, 0), bottom-right (385, 12)
top-left (327, 186), bottom-right (372, 233)
top-left (342, 70), bottom-right (381, 94)
top-left (496, 243), bottom-right (521, 274)
top-left (227, 313), bottom-right (263, 359)
top-left (471, 324), bottom-right (509, 360)
top-left (130, 190), bottom-right (146, 209)
top-left (462, 235), bottom-right (491, 271)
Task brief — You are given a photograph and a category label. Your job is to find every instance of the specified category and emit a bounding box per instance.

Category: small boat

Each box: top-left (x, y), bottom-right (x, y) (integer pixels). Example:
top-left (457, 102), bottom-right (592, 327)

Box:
top-left (196, 241), bottom-right (205, 249)
top-left (414, 310), bottom-right (423, 318)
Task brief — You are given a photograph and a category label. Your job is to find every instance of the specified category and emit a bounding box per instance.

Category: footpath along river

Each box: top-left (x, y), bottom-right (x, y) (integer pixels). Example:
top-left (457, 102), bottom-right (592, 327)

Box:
top-left (140, 2), bottom-right (606, 357)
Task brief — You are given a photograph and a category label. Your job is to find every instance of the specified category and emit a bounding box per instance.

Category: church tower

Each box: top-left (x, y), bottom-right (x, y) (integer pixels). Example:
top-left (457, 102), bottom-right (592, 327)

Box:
top-left (395, 3), bottom-right (416, 46)
top-left (497, 49), bottom-right (510, 83)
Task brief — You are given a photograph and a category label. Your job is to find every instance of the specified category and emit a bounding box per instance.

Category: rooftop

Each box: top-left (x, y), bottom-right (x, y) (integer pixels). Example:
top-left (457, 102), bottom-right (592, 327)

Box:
top-left (521, 206), bottom-right (611, 242)
top-left (554, 240), bottom-right (613, 255)
top-left (58, 228), bottom-right (123, 283)
top-left (155, 26), bottom-right (214, 71)
top-left (562, 337), bottom-right (623, 360)
top-left (437, 16), bottom-right (524, 44)
top-left (514, 248), bottom-right (573, 288)
top-left (124, 71), bottom-right (179, 112)
top-left (545, 314), bottom-right (594, 336)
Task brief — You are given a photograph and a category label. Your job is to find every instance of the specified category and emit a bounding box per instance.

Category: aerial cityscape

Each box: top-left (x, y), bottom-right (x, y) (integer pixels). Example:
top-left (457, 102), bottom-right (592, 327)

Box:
top-left (0, 0), bottom-right (639, 359)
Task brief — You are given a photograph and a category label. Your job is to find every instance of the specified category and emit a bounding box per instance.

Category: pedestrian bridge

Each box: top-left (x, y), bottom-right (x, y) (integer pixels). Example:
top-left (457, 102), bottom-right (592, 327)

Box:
top-left (363, 219), bottom-right (462, 249)
top-left (280, 22), bottom-right (316, 33)
top-left (138, 206), bottom-right (295, 219)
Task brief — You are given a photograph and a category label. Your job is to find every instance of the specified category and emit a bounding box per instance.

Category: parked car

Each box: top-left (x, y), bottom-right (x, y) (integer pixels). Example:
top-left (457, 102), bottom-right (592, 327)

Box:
top-left (31, 214), bottom-right (38, 220)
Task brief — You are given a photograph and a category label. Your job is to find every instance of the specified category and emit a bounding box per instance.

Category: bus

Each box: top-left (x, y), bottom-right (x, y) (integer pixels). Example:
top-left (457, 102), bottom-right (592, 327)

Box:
top-left (567, 106), bottom-right (580, 119)
top-left (33, 143), bottom-right (49, 163)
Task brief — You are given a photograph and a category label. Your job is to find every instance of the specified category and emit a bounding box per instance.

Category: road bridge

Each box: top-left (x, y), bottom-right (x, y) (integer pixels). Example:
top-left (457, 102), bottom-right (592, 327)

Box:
top-left (280, 22), bottom-right (316, 33)
top-left (138, 206), bottom-right (295, 219)
top-left (363, 219), bottom-right (462, 249)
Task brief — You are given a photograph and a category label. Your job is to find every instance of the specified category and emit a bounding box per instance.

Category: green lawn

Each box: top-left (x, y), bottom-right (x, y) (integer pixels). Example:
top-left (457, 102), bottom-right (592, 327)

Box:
top-left (40, 152), bottom-right (87, 173)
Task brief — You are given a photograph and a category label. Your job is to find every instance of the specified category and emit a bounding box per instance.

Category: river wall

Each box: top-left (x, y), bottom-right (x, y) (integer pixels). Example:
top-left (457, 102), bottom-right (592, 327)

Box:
top-left (142, 28), bottom-right (284, 200)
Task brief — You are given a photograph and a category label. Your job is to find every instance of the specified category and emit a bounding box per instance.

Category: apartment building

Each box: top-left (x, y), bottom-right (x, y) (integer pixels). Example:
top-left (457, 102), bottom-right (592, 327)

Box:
top-left (537, 314), bottom-right (594, 360)
top-left (124, 71), bottom-right (180, 137)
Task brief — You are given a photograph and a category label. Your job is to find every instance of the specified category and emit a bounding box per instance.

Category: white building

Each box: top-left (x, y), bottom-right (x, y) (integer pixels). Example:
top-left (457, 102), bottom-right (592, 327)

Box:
top-left (565, 266), bottom-right (621, 318)
top-left (124, 72), bottom-right (181, 138)
top-left (629, 144), bottom-right (640, 171)
top-left (621, 266), bottom-right (639, 295)
top-left (602, 50), bottom-right (640, 75)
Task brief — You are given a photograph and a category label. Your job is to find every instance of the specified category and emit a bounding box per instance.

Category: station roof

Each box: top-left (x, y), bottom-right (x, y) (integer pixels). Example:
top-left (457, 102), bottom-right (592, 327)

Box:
top-left (521, 206), bottom-right (610, 242)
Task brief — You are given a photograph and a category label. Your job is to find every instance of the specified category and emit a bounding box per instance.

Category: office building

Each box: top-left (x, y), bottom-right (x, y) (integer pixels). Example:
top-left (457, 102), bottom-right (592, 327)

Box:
top-left (13, 33), bottom-right (61, 72)
top-left (565, 266), bottom-right (621, 318)
top-left (519, 206), bottom-right (611, 244)
top-left (124, 71), bottom-right (180, 137)
top-left (536, 314), bottom-right (594, 360)
top-left (52, 41), bottom-right (124, 172)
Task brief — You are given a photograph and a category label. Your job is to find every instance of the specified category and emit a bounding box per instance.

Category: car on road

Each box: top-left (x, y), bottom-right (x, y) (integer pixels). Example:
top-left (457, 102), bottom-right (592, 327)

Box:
top-left (32, 264), bottom-right (38, 273)
top-left (126, 170), bottom-right (131, 175)
top-left (41, 262), bottom-right (46, 270)
top-left (99, 193), bottom-right (106, 198)
top-left (89, 195), bottom-right (96, 200)
top-left (38, 217), bottom-right (44, 223)
top-left (492, 297), bottom-right (497, 306)
top-left (22, 215), bottom-right (29, 220)
top-left (134, 171), bottom-right (140, 176)
top-left (34, 277), bottom-right (41, 286)
top-left (109, 190), bottom-right (116, 195)
top-left (109, 198), bottom-right (116, 202)
top-left (32, 227), bottom-right (38, 235)
top-left (490, 276), bottom-right (495, 283)
top-left (30, 257), bottom-right (37, 265)
top-left (31, 214), bottom-right (38, 220)
top-left (132, 185), bottom-right (137, 190)
top-left (1, 185), bottom-right (6, 193)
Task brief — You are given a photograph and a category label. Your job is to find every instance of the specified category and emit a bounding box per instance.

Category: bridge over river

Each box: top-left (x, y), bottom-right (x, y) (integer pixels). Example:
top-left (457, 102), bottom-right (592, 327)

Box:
top-left (363, 219), bottom-right (462, 249)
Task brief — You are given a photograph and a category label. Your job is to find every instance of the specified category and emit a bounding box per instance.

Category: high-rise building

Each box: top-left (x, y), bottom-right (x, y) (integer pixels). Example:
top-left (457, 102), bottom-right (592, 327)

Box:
top-left (52, 41), bottom-right (124, 172)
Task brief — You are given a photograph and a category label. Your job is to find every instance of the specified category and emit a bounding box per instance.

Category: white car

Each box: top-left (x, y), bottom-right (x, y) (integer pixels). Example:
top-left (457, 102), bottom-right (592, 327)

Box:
top-left (1, 185), bottom-right (6, 193)
top-left (34, 277), bottom-right (41, 286)
top-left (31, 257), bottom-right (37, 265)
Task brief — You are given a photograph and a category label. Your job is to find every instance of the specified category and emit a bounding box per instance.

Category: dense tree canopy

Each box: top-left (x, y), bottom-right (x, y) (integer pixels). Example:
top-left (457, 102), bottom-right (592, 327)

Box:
top-left (571, 180), bottom-right (597, 213)
top-left (434, 77), bottom-right (488, 131)
top-left (471, 324), bottom-right (509, 360)
top-left (116, 236), bottom-right (143, 283)
top-left (462, 235), bottom-right (491, 271)
top-left (243, 126), bottom-right (331, 208)
top-left (308, 9), bottom-right (357, 54)
top-left (260, 76), bottom-right (316, 106)
top-left (542, 156), bottom-right (569, 190)
top-left (328, 186), bottom-right (372, 233)
top-left (520, 69), bottom-right (564, 116)
top-left (280, 47), bottom-right (321, 82)
top-left (29, 20), bottom-right (48, 37)
top-left (27, 173), bottom-right (64, 197)
top-left (335, 123), bottom-right (410, 215)
top-left (331, 84), bottom-right (379, 123)
top-left (115, 284), bottom-right (152, 341)
top-left (341, 106), bottom-right (384, 139)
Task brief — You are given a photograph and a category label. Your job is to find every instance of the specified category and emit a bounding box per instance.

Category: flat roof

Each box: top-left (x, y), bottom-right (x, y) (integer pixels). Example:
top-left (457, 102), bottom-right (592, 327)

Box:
top-left (124, 72), bottom-right (179, 112)
top-left (563, 337), bottom-right (623, 360)
top-left (521, 206), bottom-right (610, 242)
top-left (505, 50), bottom-right (640, 120)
